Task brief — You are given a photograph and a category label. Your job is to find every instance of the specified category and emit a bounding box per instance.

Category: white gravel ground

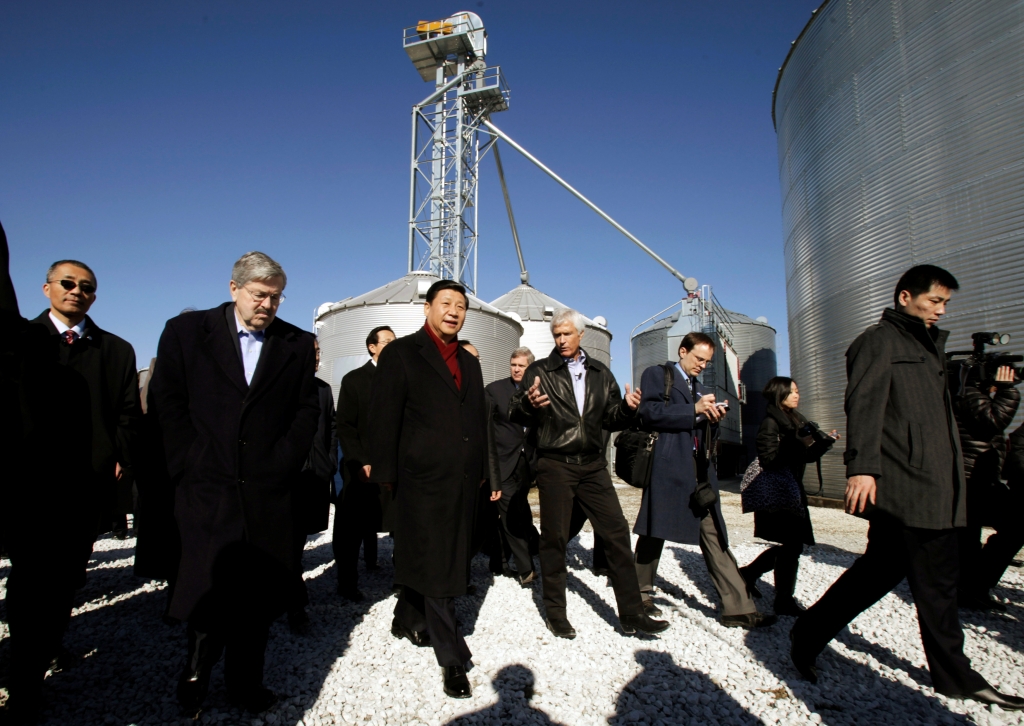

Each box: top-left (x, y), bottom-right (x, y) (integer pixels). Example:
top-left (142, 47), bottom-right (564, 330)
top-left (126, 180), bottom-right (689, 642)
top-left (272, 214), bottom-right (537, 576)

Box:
top-left (1, 503), bottom-right (1023, 726)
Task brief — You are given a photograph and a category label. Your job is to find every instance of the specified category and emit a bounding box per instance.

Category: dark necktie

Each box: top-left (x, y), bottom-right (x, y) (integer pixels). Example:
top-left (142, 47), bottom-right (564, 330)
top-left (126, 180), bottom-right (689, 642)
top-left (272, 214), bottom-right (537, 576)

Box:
top-left (692, 377), bottom-right (700, 451)
top-left (63, 330), bottom-right (79, 346)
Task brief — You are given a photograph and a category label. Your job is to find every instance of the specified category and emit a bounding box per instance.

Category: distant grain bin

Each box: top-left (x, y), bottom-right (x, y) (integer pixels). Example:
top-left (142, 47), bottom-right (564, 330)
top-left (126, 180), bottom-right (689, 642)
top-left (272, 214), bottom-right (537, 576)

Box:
top-left (773, 0), bottom-right (1024, 498)
top-left (315, 272), bottom-right (523, 400)
top-left (489, 284), bottom-right (612, 367)
top-left (724, 311), bottom-right (777, 464)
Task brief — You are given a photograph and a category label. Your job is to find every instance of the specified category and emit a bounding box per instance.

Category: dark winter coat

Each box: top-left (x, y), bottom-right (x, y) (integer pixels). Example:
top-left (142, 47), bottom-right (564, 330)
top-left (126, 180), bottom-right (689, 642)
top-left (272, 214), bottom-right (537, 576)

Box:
top-left (295, 378), bottom-right (337, 534)
top-left (508, 347), bottom-right (635, 460)
top-left (753, 405), bottom-right (834, 546)
top-left (843, 307), bottom-right (966, 529)
top-left (485, 376), bottom-right (537, 490)
top-left (633, 362), bottom-right (725, 546)
top-left (30, 311), bottom-right (142, 531)
top-left (367, 327), bottom-right (488, 598)
top-left (148, 303), bottom-right (320, 620)
top-left (953, 381), bottom-right (1019, 486)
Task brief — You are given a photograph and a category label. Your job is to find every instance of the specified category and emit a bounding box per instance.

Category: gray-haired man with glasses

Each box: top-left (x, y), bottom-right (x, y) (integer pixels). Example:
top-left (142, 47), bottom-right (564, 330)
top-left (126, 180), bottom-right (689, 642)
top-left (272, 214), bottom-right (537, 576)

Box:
top-left (149, 251), bottom-right (320, 718)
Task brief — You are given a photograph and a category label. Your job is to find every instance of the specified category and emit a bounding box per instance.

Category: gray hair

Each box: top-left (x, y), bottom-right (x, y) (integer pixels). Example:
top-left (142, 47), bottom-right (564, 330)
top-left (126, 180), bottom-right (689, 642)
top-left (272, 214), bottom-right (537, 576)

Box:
top-left (231, 251), bottom-right (287, 288)
top-left (511, 346), bottom-right (535, 365)
top-left (550, 307), bottom-right (585, 334)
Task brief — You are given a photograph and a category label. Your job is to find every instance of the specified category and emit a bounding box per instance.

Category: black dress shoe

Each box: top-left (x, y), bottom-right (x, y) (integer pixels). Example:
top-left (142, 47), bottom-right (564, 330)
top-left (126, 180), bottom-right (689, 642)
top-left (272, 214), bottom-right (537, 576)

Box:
top-left (287, 608), bottom-right (310, 635)
top-left (790, 628), bottom-right (818, 684)
top-left (738, 566), bottom-right (763, 599)
top-left (620, 613), bottom-right (670, 635)
top-left (593, 567), bottom-right (611, 577)
top-left (442, 665), bottom-right (472, 698)
top-left (519, 571), bottom-right (537, 588)
top-left (337, 585), bottom-right (365, 603)
top-left (545, 617), bottom-right (577, 639)
top-left (959, 592), bottom-right (1007, 612)
top-left (227, 686), bottom-right (278, 713)
top-left (959, 687), bottom-right (1024, 710)
top-left (641, 599), bottom-right (663, 617)
top-left (391, 618), bottom-right (432, 647)
top-left (177, 630), bottom-right (222, 718)
top-left (721, 612), bottom-right (778, 629)
top-left (773, 599), bottom-right (805, 617)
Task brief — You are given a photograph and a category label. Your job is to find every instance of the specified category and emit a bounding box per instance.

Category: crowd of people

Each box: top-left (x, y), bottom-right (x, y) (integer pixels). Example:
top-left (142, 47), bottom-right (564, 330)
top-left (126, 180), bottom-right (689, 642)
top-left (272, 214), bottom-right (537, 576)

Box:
top-left (1, 217), bottom-right (1023, 722)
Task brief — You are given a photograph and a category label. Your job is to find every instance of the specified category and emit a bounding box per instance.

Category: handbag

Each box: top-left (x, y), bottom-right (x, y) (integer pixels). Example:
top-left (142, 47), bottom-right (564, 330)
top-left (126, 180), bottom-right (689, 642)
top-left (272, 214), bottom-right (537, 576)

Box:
top-left (613, 364), bottom-right (674, 489)
top-left (740, 457), bottom-right (802, 514)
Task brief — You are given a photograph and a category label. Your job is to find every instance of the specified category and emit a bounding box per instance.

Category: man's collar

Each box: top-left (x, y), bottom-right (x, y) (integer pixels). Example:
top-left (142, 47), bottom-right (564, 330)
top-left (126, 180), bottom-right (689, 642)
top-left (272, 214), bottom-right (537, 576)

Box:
top-left (48, 311), bottom-right (86, 337)
top-left (563, 348), bottom-right (586, 365)
top-left (675, 361), bottom-right (689, 380)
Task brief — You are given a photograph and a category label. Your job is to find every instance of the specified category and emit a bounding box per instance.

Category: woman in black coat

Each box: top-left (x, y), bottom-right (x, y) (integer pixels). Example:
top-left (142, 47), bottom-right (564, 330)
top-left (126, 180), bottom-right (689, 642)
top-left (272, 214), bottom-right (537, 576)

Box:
top-left (739, 377), bottom-right (837, 615)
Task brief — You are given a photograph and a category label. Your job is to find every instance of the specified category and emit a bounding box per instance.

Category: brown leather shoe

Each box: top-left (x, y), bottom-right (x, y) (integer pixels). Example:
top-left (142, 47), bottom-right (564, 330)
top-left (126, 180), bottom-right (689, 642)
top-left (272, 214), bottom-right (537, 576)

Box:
top-left (721, 612), bottom-right (778, 629)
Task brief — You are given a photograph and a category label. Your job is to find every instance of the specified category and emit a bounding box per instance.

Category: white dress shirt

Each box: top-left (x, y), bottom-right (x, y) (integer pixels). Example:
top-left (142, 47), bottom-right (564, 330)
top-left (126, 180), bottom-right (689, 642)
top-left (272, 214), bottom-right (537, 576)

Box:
top-left (235, 313), bottom-right (265, 385)
top-left (49, 311), bottom-right (87, 339)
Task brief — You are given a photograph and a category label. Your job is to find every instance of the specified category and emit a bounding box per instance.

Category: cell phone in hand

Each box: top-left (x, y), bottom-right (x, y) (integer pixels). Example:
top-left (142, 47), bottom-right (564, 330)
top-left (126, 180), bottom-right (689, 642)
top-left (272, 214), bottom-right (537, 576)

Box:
top-left (716, 401), bottom-right (729, 411)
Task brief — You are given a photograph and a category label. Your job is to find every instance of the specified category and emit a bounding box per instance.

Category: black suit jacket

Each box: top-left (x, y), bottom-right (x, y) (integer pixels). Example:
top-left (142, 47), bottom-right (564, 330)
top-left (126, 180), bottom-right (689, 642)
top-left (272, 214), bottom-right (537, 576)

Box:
top-left (148, 302), bottom-right (320, 620)
top-left (336, 359), bottom-right (375, 487)
top-left (485, 376), bottom-right (536, 490)
top-left (368, 327), bottom-right (487, 597)
top-left (30, 311), bottom-right (142, 527)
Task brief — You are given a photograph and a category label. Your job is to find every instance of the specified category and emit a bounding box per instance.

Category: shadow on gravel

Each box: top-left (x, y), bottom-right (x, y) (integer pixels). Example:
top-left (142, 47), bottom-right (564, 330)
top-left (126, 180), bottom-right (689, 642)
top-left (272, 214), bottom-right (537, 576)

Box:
top-left (446, 664), bottom-right (567, 725)
top-left (665, 546), bottom-right (728, 619)
top-left (609, 650), bottom-right (758, 725)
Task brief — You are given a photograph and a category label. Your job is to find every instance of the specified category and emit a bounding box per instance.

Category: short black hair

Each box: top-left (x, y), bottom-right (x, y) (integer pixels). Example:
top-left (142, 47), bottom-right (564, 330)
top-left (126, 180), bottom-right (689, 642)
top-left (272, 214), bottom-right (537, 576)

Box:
top-left (763, 376), bottom-right (796, 410)
top-left (679, 331), bottom-right (716, 353)
top-left (47, 259), bottom-right (96, 285)
top-left (365, 326), bottom-right (394, 353)
top-left (425, 279), bottom-right (468, 304)
top-left (458, 339), bottom-right (472, 348)
top-left (893, 265), bottom-right (959, 307)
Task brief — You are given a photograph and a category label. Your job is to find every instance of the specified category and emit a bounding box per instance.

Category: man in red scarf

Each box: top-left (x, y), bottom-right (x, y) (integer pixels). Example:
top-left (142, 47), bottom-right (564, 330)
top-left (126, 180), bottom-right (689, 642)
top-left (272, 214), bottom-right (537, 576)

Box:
top-left (368, 279), bottom-right (488, 699)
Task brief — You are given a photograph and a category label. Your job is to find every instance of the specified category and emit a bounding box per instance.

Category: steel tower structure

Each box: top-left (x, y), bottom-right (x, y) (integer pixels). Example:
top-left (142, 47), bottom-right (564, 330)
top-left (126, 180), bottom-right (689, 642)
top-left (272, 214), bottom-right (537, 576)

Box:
top-left (403, 13), bottom-right (509, 295)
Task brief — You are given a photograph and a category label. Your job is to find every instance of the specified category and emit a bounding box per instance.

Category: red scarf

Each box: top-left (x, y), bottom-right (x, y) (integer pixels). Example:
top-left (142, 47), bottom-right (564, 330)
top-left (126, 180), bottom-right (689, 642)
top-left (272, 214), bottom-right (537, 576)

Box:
top-left (424, 323), bottom-right (461, 389)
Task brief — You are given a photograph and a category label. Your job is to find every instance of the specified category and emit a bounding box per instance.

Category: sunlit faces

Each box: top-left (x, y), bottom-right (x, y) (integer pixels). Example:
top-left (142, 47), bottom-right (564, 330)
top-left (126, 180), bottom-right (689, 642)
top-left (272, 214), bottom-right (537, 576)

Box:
top-left (553, 323), bottom-right (583, 360)
top-left (781, 382), bottom-right (800, 410)
top-left (510, 355), bottom-right (529, 383)
top-left (424, 289), bottom-right (467, 341)
top-left (43, 263), bottom-right (97, 325)
top-left (230, 275), bottom-right (285, 332)
top-left (679, 343), bottom-right (715, 378)
top-left (897, 284), bottom-right (953, 328)
top-left (368, 329), bottom-right (396, 362)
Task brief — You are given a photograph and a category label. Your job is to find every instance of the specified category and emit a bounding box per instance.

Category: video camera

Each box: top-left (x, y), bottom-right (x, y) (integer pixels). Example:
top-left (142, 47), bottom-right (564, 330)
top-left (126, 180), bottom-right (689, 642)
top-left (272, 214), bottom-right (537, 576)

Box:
top-left (946, 332), bottom-right (1024, 391)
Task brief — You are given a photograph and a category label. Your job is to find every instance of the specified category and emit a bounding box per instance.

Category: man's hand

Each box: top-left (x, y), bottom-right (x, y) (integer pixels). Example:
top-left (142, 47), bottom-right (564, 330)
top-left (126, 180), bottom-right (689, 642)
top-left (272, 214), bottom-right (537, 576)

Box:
top-left (360, 464), bottom-right (372, 482)
top-left (526, 376), bottom-right (550, 409)
top-left (695, 394), bottom-right (723, 422)
top-left (845, 475), bottom-right (876, 514)
top-left (115, 462), bottom-right (124, 481)
top-left (489, 490), bottom-right (502, 502)
top-left (996, 365), bottom-right (1015, 383)
top-left (624, 384), bottom-right (642, 410)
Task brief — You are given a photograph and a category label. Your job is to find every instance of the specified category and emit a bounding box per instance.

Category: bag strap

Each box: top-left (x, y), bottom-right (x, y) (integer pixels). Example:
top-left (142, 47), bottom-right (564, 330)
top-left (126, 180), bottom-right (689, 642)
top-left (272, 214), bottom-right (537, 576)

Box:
top-left (661, 364), bottom-right (674, 402)
top-left (814, 459), bottom-right (823, 496)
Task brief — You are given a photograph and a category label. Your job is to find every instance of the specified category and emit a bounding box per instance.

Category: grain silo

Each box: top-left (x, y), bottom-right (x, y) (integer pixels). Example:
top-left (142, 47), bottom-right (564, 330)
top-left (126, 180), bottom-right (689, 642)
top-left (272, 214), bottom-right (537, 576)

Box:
top-left (489, 284), bottom-right (612, 367)
top-left (724, 312), bottom-right (777, 464)
top-left (774, 0), bottom-right (1024, 498)
top-left (315, 271), bottom-right (523, 400)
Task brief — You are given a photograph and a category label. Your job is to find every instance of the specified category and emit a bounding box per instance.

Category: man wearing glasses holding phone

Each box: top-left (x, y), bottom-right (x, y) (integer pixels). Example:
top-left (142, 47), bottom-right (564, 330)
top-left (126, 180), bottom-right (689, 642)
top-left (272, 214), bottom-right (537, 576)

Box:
top-left (32, 260), bottom-right (142, 577)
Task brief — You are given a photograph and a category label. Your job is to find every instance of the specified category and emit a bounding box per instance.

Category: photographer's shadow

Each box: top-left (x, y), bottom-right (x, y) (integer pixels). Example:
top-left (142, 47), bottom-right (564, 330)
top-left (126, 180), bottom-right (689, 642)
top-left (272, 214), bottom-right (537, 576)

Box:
top-left (446, 664), bottom-right (566, 725)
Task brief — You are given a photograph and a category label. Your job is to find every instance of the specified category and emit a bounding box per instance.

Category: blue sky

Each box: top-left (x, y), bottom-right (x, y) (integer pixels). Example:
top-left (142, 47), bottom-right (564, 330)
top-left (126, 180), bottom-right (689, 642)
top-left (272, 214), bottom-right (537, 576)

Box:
top-left (1, 1), bottom-right (821, 383)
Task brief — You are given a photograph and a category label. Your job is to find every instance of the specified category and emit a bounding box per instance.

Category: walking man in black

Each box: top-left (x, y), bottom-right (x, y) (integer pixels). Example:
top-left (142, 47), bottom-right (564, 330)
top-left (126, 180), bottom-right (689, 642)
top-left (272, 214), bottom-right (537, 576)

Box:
top-left (790, 265), bottom-right (1023, 710)
top-left (486, 347), bottom-right (540, 586)
top-left (369, 280), bottom-right (487, 699)
top-left (509, 308), bottom-right (668, 639)
top-left (333, 325), bottom-right (395, 601)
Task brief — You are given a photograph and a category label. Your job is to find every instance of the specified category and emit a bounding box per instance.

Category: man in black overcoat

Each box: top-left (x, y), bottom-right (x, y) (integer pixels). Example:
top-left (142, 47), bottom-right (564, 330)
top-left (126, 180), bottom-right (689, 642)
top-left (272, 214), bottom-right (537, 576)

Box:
top-left (368, 280), bottom-right (487, 700)
top-left (0, 220), bottom-right (95, 723)
top-left (485, 346), bottom-right (540, 586)
top-left (791, 265), bottom-right (1024, 710)
top-left (333, 325), bottom-right (396, 601)
top-left (148, 251), bottom-right (320, 717)
top-left (31, 258), bottom-right (142, 552)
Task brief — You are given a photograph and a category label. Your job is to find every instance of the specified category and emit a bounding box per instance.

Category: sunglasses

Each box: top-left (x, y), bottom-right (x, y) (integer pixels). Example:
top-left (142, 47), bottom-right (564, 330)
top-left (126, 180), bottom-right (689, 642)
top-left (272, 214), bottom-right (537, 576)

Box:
top-left (49, 278), bottom-right (96, 295)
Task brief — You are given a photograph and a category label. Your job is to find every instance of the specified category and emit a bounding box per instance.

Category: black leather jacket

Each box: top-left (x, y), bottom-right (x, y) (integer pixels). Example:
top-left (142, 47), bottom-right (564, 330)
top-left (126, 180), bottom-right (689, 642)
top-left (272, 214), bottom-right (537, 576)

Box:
top-left (952, 379), bottom-right (1020, 485)
top-left (509, 347), bottom-right (635, 461)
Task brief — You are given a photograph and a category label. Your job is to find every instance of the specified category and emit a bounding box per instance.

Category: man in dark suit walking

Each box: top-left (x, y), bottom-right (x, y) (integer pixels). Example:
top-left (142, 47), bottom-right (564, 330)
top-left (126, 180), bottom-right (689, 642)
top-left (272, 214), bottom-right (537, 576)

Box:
top-left (31, 258), bottom-right (142, 557)
top-left (333, 325), bottom-right (395, 601)
top-left (790, 265), bottom-right (1023, 710)
top-left (149, 251), bottom-right (320, 717)
top-left (485, 347), bottom-right (540, 586)
top-left (368, 280), bottom-right (487, 700)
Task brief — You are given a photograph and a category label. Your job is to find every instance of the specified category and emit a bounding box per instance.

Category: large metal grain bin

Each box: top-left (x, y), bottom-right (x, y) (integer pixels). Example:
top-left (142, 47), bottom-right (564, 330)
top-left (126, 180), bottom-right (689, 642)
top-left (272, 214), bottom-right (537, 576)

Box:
top-left (315, 271), bottom-right (523, 400)
top-left (725, 311), bottom-right (778, 464)
top-left (489, 284), bottom-right (612, 367)
top-left (774, 0), bottom-right (1024, 498)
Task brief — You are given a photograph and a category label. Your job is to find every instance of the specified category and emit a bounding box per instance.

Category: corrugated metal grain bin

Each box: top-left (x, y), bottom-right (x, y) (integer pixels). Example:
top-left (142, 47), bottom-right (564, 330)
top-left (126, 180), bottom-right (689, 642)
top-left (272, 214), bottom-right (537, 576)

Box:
top-left (724, 312), bottom-right (778, 464)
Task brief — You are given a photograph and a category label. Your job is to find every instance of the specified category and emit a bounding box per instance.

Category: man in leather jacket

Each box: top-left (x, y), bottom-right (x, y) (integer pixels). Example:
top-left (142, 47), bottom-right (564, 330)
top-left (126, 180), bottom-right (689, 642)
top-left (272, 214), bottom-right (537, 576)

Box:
top-left (953, 364), bottom-right (1020, 609)
top-left (509, 308), bottom-right (668, 640)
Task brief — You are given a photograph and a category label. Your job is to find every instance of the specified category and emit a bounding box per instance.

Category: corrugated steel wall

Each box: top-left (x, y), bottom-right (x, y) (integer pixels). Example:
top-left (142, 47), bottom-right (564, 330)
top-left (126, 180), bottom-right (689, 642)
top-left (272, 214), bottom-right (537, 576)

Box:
top-left (775, 0), bottom-right (1024, 498)
top-left (728, 319), bottom-right (778, 463)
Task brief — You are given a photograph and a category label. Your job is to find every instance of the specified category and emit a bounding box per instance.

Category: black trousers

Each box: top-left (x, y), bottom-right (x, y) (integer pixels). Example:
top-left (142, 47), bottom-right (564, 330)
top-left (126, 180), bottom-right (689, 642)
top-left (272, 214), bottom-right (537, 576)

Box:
top-left (793, 521), bottom-right (989, 696)
top-left (495, 456), bottom-right (538, 576)
top-left (535, 457), bottom-right (643, 618)
top-left (188, 605), bottom-right (271, 695)
top-left (394, 586), bottom-right (471, 667)
top-left (332, 480), bottom-right (380, 590)
top-left (568, 500), bottom-right (609, 572)
top-left (289, 530), bottom-right (309, 612)
top-left (743, 541), bottom-right (803, 607)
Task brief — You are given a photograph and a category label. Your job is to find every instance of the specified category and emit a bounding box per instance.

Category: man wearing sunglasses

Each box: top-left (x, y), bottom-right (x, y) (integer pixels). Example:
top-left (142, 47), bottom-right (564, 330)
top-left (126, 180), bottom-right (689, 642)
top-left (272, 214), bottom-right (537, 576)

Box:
top-left (32, 260), bottom-right (142, 570)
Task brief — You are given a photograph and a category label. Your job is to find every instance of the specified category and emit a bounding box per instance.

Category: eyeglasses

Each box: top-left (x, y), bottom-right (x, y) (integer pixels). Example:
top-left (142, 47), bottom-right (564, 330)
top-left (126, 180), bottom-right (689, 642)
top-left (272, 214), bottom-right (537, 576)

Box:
top-left (242, 286), bottom-right (285, 305)
top-left (48, 279), bottom-right (96, 295)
